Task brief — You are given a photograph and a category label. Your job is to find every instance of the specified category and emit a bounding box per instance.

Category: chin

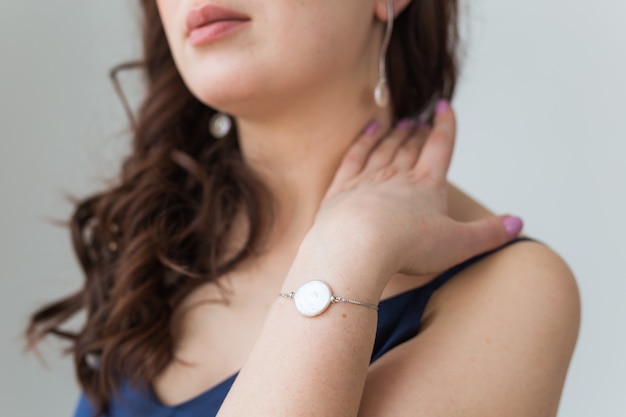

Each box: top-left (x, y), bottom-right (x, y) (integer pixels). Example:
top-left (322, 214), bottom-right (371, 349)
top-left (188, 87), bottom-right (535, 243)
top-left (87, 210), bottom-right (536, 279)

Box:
top-left (183, 68), bottom-right (306, 119)
top-left (179, 58), bottom-right (267, 113)
top-left (177, 47), bottom-right (341, 118)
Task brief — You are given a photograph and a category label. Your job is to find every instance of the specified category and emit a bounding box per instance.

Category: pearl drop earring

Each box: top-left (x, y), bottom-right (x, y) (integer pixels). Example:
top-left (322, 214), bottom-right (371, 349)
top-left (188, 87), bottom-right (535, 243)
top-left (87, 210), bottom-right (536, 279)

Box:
top-left (374, 0), bottom-right (395, 108)
top-left (209, 112), bottom-right (232, 139)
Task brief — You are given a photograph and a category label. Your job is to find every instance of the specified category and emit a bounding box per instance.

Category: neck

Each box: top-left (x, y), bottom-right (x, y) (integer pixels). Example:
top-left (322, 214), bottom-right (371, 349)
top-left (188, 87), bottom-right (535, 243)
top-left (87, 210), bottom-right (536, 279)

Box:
top-left (234, 79), bottom-right (393, 250)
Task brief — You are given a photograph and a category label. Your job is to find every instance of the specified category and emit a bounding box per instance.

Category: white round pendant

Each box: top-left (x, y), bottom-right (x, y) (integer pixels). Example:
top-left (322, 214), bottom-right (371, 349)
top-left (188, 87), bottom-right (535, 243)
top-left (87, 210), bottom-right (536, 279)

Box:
top-left (293, 280), bottom-right (333, 317)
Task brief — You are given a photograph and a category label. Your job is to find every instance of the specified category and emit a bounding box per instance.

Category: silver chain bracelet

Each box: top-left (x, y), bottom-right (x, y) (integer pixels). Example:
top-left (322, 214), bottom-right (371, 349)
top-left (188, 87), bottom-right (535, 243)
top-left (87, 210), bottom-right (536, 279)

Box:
top-left (279, 280), bottom-right (379, 317)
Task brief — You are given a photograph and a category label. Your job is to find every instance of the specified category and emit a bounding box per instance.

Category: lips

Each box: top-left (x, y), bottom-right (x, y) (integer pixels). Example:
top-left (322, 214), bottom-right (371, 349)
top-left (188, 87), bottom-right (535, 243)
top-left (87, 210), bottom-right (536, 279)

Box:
top-left (186, 3), bottom-right (250, 35)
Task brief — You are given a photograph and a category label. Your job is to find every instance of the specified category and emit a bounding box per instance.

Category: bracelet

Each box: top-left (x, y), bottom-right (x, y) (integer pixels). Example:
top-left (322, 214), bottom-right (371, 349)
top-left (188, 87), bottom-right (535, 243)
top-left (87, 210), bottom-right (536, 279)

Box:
top-left (279, 280), bottom-right (379, 317)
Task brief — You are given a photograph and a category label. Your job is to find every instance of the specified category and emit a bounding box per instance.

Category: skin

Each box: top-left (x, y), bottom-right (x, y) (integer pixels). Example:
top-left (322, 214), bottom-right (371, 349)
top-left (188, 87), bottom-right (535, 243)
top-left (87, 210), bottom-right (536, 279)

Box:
top-left (153, 0), bottom-right (581, 415)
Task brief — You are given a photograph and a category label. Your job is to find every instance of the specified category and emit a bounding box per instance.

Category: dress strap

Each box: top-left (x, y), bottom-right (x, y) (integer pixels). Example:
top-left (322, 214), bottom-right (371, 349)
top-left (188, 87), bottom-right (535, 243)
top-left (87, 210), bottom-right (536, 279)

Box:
top-left (371, 237), bottom-right (536, 363)
top-left (428, 237), bottom-right (536, 292)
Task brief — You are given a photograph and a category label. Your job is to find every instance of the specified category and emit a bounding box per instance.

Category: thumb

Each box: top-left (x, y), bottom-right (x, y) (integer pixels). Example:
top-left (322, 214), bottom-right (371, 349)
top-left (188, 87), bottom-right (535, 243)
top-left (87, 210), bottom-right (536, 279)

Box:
top-left (454, 215), bottom-right (524, 262)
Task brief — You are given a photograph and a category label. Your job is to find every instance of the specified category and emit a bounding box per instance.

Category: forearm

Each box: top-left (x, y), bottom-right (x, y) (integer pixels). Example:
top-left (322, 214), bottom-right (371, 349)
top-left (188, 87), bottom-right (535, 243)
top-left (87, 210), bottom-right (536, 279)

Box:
top-left (216, 231), bottom-right (384, 417)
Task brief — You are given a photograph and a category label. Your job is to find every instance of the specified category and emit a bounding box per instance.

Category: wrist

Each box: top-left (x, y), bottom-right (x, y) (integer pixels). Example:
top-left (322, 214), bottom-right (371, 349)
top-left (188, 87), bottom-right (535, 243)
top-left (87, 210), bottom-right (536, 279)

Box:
top-left (281, 225), bottom-right (389, 305)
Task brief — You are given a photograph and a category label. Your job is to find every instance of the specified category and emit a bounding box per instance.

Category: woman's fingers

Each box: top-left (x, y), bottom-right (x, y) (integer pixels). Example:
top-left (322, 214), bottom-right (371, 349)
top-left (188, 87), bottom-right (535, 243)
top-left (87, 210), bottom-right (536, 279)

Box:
top-left (453, 215), bottom-right (524, 265)
top-left (411, 100), bottom-right (456, 183)
top-left (328, 101), bottom-right (453, 200)
top-left (329, 121), bottom-right (382, 188)
top-left (360, 119), bottom-right (415, 174)
top-left (398, 214), bottom-right (524, 276)
top-left (392, 122), bottom-right (429, 170)
top-left (327, 118), bottom-right (418, 197)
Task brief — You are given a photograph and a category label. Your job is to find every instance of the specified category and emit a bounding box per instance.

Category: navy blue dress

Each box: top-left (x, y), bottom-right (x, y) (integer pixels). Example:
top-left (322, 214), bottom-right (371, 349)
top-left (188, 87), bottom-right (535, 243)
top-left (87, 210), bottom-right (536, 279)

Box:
top-left (74, 238), bottom-right (530, 417)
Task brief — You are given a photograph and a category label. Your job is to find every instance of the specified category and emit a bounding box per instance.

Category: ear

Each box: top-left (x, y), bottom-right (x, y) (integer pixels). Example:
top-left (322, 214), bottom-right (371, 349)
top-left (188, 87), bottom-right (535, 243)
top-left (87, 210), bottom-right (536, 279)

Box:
top-left (374, 0), bottom-right (412, 21)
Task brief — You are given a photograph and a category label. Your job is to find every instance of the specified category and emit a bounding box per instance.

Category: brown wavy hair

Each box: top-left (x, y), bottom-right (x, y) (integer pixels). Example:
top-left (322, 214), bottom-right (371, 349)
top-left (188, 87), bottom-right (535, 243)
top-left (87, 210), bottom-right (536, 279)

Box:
top-left (26, 0), bottom-right (461, 414)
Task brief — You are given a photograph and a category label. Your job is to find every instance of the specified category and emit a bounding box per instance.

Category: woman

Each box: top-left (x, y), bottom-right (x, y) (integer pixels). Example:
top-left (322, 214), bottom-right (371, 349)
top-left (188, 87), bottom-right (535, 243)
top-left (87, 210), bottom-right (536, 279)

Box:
top-left (28, 0), bottom-right (580, 416)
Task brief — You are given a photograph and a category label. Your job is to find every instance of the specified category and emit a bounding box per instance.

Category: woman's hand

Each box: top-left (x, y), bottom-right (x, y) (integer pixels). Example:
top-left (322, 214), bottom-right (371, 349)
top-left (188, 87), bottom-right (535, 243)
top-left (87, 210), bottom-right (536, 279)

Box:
top-left (310, 101), bottom-right (523, 291)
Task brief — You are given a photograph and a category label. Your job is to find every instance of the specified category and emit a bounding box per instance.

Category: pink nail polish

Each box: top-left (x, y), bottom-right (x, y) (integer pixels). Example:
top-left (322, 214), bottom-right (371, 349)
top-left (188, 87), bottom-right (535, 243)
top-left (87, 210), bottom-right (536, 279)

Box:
top-left (364, 120), bottom-right (380, 135)
top-left (502, 216), bottom-right (524, 238)
top-left (395, 118), bottom-right (413, 130)
top-left (415, 121), bottom-right (427, 130)
top-left (435, 99), bottom-right (450, 115)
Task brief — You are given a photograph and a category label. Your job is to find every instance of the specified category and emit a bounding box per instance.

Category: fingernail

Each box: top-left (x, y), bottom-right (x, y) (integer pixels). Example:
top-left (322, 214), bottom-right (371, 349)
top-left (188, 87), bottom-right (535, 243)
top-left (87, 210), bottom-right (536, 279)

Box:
top-left (415, 120), bottom-right (427, 130)
top-left (364, 120), bottom-right (380, 135)
top-left (435, 99), bottom-right (450, 115)
top-left (395, 118), bottom-right (413, 130)
top-left (502, 216), bottom-right (524, 238)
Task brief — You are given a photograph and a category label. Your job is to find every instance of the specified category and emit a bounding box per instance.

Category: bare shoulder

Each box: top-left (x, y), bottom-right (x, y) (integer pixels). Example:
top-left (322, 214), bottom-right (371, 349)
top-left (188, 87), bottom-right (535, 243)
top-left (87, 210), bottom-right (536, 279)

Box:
top-left (429, 239), bottom-right (581, 324)
top-left (359, 240), bottom-right (581, 417)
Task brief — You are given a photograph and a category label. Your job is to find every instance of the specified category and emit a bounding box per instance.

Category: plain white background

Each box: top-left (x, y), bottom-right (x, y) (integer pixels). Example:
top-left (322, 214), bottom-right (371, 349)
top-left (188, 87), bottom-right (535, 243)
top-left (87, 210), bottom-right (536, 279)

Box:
top-left (1, 0), bottom-right (624, 415)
